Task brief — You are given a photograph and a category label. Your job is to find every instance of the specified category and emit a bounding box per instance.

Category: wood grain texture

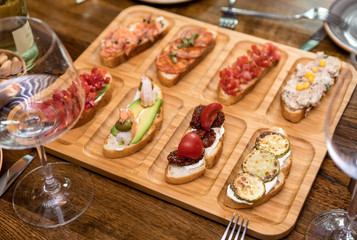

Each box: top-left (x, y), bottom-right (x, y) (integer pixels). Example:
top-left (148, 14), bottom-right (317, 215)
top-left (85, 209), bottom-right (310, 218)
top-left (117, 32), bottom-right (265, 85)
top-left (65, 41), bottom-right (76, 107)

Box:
top-left (44, 5), bottom-right (357, 239)
top-left (1, 0), bottom-right (355, 239)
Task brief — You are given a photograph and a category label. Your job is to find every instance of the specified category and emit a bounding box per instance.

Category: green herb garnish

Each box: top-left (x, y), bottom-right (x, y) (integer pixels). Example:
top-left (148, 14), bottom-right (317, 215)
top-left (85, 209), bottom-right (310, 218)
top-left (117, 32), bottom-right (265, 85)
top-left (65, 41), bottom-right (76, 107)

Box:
top-left (324, 54), bottom-right (329, 59)
top-left (169, 51), bottom-right (178, 63)
top-left (137, 38), bottom-right (142, 44)
top-left (160, 20), bottom-right (164, 28)
top-left (325, 83), bottom-right (331, 90)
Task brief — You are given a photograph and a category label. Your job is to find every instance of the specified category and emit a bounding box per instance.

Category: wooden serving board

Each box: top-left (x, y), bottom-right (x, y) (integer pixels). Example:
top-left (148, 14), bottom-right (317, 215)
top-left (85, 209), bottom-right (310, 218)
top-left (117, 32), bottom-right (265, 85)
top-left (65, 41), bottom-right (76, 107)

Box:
top-left (46, 5), bottom-right (357, 239)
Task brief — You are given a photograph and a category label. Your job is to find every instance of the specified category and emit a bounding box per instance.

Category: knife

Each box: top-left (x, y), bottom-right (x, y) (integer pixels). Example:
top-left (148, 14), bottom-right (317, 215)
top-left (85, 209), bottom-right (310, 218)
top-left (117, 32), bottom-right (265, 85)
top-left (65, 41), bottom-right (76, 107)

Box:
top-left (299, 26), bottom-right (327, 51)
top-left (0, 149), bottom-right (37, 197)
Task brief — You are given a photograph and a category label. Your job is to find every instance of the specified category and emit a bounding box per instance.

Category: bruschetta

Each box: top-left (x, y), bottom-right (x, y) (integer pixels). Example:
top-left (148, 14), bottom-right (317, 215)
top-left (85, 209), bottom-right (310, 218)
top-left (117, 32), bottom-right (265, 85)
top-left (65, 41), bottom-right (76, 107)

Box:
top-left (155, 28), bottom-right (216, 87)
top-left (103, 74), bottom-right (163, 158)
top-left (224, 127), bottom-right (292, 209)
top-left (75, 67), bottom-right (113, 127)
top-left (100, 15), bottom-right (170, 68)
top-left (165, 103), bottom-right (225, 184)
top-left (218, 42), bottom-right (281, 105)
top-left (280, 52), bottom-right (342, 123)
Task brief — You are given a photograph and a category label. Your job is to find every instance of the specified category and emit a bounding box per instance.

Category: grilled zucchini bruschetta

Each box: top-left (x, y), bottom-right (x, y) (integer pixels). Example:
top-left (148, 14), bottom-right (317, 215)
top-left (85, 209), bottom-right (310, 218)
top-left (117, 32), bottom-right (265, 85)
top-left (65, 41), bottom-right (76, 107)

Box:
top-left (224, 127), bottom-right (292, 209)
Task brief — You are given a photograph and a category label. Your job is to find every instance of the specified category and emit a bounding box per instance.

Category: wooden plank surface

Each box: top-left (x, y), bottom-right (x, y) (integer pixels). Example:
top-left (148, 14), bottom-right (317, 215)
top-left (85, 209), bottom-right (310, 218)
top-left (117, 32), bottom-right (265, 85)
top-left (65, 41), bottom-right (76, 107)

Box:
top-left (43, 5), bottom-right (357, 239)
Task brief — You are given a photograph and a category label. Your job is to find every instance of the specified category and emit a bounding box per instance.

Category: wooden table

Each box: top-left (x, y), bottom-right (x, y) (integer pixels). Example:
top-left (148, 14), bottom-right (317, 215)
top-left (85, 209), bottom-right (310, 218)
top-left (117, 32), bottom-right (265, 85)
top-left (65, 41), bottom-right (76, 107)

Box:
top-left (1, 0), bottom-right (355, 239)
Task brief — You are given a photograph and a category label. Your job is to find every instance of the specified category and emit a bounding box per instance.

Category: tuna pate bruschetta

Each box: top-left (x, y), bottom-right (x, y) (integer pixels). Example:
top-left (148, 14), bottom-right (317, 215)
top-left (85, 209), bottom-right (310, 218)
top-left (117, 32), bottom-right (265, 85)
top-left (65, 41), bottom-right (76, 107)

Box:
top-left (280, 52), bottom-right (341, 123)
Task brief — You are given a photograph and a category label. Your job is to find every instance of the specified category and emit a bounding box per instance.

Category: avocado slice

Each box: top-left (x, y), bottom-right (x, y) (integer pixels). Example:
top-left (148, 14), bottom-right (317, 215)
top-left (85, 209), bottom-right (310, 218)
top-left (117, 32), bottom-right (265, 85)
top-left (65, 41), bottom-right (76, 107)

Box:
top-left (131, 97), bottom-right (162, 144)
top-left (127, 98), bottom-right (145, 118)
top-left (110, 125), bottom-right (119, 136)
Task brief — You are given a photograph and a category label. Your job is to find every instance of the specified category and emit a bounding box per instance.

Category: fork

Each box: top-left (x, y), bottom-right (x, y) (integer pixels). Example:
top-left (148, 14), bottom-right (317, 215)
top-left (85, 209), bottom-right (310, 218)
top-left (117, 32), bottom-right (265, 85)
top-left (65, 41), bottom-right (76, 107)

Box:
top-left (221, 213), bottom-right (249, 240)
top-left (219, 0), bottom-right (238, 29)
top-left (221, 7), bottom-right (348, 31)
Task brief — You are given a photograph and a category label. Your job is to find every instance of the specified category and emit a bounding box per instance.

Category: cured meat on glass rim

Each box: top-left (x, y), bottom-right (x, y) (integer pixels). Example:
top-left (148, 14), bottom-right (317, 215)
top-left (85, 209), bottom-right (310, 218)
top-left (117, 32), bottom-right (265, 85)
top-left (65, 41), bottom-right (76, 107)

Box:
top-left (218, 42), bottom-right (281, 106)
top-left (155, 28), bottom-right (216, 87)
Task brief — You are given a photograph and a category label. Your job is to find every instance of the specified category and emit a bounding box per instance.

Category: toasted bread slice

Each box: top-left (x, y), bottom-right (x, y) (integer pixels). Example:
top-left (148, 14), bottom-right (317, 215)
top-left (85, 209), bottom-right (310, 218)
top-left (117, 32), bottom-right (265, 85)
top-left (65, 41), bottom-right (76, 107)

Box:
top-left (224, 171), bottom-right (286, 209)
top-left (165, 159), bottom-right (206, 184)
top-left (103, 106), bottom-right (163, 158)
top-left (165, 126), bottom-right (224, 184)
top-left (218, 60), bottom-right (278, 106)
top-left (280, 53), bottom-right (342, 123)
top-left (156, 29), bottom-right (216, 87)
top-left (103, 81), bottom-right (163, 158)
top-left (75, 71), bottom-right (113, 128)
top-left (100, 17), bottom-right (170, 68)
top-left (224, 127), bottom-right (292, 209)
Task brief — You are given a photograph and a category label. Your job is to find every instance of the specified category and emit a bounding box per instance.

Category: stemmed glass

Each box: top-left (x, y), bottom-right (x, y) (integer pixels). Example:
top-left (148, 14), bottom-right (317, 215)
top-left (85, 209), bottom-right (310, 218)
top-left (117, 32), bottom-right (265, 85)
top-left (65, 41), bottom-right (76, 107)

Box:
top-left (0, 16), bottom-right (94, 228)
top-left (306, 70), bottom-right (357, 238)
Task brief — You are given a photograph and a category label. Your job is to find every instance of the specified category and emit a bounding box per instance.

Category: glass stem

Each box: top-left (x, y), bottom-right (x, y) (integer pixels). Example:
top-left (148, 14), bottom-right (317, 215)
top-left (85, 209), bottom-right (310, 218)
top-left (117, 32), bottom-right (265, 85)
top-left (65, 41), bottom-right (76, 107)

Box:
top-left (344, 181), bottom-right (357, 232)
top-left (36, 144), bottom-right (58, 193)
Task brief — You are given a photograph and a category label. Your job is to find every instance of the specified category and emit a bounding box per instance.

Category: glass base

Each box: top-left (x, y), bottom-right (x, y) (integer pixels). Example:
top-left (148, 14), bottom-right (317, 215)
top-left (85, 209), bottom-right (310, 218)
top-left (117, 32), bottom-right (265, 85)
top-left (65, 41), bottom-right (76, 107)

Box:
top-left (306, 210), bottom-right (357, 240)
top-left (12, 162), bottom-right (94, 228)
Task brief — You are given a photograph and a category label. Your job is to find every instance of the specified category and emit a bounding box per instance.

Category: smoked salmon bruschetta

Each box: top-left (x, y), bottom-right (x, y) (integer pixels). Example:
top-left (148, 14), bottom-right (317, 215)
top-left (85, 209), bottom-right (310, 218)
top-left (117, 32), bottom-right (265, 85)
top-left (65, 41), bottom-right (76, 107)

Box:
top-left (165, 103), bottom-right (225, 184)
top-left (155, 28), bottom-right (216, 87)
top-left (75, 67), bottom-right (113, 127)
top-left (100, 15), bottom-right (170, 68)
top-left (281, 52), bottom-right (342, 123)
top-left (218, 42), bottom-right (281, 106)
top-left (224, 127), bottom-right (292, 209)
top-left (103, 74), bottom-right (163, 158)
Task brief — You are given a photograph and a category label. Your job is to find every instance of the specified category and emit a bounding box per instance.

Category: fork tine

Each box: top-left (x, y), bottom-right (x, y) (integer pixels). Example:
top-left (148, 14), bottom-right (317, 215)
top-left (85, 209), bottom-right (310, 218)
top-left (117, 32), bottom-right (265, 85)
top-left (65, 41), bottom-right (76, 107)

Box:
top-left (240, 219), bottom-right (249, 240)
top-left (228, 215), bottom-right (240, 240)
top-left (221, 213), bottom-right (235, 240)
top-left (234, 217), bottom-right (245, 240)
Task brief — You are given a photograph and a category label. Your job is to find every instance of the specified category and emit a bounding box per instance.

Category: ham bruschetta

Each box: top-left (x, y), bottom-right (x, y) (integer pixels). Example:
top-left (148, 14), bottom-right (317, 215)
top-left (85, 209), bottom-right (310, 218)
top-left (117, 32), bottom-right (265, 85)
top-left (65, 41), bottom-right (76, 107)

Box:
top-left (218, 42), bottom-right (281, 105)
top-left (100, 15), bottom-right (170, 68)
top-left (155, 28), bottom-right (216, 87)
top-left (165, 103), bottom-right (225, 184)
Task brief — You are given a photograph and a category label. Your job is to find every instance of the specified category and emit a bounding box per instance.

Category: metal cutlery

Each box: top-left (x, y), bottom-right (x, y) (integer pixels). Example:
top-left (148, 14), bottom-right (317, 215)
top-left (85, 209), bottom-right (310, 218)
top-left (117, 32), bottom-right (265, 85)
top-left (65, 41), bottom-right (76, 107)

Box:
top-left (221, 7), bottom-right (348, 30)
top-left (221, 213), bottom-right (249, 240)
top-left (300, 26), bottom-right (328, 51)
top-left (219, 0), bottom-right (238, 29)
top-left (0, 149), bottom-right (37, 197)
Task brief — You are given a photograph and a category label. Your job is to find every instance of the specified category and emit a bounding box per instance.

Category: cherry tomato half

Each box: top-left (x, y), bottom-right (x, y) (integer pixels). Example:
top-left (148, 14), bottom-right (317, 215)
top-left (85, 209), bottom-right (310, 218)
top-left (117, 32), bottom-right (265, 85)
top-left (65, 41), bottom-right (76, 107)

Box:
top-left (200, 103), bottom-right (223, 131)
top-left (177, 132), bottom-right (204, 159)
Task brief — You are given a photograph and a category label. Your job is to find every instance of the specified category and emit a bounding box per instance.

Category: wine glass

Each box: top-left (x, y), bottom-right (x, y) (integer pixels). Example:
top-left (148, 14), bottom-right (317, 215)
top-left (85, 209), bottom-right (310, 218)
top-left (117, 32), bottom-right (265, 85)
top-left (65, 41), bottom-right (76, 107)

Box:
top-left (0, 16), bottom-right (94, 228)
top-left (306, 69), bottom-right (357, 238)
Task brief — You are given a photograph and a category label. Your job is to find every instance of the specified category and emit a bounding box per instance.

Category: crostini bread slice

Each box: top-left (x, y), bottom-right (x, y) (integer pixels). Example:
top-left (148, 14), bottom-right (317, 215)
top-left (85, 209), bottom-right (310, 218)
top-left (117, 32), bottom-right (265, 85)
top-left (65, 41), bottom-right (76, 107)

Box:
top-left (103, 106), bottom-right (163, 158)
top-left (224, 171), bottom-right (286, 209)
top-left (280, 53), bottom-right (342, 123)
top-left (224, 127), bottom-right (292, 209)
top-left (165, 126), bottom-right (224, 184)
top-left (165, 158), bottom-right (206, 185)
top-left (218, 60), bottom-right (278, 106)
top-left (103, 83), bottom-right (163, 158)
top-left (157, 30), bottom-right (216, 87)
top-left (100, 17), bottom-right (170, 68)
top-left (75, 72), bottom-right (113, 128)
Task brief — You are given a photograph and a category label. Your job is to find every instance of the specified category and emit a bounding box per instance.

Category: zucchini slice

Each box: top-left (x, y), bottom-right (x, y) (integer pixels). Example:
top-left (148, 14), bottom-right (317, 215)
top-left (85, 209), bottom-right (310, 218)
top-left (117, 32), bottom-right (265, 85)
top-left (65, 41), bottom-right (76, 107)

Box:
top-left (242, 149), bottom-right (280, 182)
top-left (230, 172), bottom-right (265, 203)
top-left (255, 131), bottom-right (290, 158)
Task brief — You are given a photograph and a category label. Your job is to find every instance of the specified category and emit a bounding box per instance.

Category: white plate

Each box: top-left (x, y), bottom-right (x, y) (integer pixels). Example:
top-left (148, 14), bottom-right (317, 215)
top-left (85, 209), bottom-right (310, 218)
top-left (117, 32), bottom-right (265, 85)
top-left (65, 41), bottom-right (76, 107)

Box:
top-left (324, 0), bottom-right (357, 54)
top-left (138, 0), bottom-right (193, 4)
